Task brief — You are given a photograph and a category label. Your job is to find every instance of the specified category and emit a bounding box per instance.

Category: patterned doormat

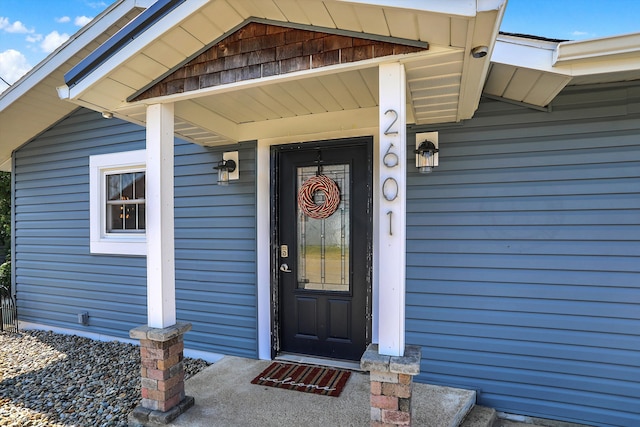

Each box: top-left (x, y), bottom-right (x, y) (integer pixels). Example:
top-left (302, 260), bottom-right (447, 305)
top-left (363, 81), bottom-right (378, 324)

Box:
top-left (250, 362), bottom-right (351, 397)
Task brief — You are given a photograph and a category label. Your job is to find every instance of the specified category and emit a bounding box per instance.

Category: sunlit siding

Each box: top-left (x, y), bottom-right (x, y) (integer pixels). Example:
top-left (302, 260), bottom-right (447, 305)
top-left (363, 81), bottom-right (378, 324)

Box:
top-left (406, 83), bottom-right (640, 427)
top-left (14, 109), bottom-right (147, 335)
top-left (14, 108), bottom-right (257, 358)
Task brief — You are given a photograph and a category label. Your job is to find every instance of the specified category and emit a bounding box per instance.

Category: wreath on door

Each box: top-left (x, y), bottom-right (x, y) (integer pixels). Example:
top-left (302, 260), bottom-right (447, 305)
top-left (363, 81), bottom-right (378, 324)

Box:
top-left (297, 174), bottom-right (341, 219)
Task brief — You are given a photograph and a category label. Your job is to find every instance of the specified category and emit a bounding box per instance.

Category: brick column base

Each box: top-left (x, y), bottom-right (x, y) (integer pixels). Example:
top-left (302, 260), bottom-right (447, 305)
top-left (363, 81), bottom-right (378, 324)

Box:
top-left (361, 344), bottom-right (422, 427)
top-left (128, 322), bottom-right (195, 426)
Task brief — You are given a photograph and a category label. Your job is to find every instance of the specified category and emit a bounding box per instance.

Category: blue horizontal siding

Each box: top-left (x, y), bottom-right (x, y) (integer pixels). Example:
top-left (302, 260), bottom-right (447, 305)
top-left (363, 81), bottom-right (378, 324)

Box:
top-left (407, 83), bottom-right (640, 427)
top-left (14, 108), bottom-right (257, 358)
top-left (173, 138), bottom-right (257, 357)
top-left (14, 109), bottom-right (146, 341)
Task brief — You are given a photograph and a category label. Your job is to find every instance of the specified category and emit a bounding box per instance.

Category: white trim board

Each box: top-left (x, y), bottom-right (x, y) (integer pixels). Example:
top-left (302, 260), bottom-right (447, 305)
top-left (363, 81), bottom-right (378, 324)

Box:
top-left (256, 126), bottom-right (381, 360)
top-left (89, 149), bottom-right (147, 256)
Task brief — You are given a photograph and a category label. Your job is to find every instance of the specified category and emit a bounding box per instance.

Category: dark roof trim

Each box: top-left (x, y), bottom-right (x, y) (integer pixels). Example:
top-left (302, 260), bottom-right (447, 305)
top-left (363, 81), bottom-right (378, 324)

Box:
top-left (64, 0), bottom-right (186, 88)
top-left (499, 31), bottom-right (569, 43)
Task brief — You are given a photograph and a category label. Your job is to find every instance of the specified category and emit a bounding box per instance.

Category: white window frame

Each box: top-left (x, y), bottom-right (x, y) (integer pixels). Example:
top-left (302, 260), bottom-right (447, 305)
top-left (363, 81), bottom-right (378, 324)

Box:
top-left (89, 150), bottom-right (146, 255)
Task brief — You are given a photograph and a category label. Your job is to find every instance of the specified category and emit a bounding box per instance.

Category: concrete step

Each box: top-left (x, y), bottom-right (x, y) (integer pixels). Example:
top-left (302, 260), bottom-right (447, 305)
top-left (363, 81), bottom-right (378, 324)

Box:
top-left (170, 355), bottom-right (479, 427)
top-left (460, 405), bottom-right (498, 427)
top-left (412, 383), bottom-right (476, 427)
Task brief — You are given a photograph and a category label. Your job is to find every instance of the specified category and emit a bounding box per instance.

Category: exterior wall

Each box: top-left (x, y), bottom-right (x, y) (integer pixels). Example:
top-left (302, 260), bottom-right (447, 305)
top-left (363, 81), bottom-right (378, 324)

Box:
top-left (406, 82), bottom-right (640, 427)
top-left (14, 108), bottom-right (257, 358)
top-left (174, 138), bottom-right (257, 357)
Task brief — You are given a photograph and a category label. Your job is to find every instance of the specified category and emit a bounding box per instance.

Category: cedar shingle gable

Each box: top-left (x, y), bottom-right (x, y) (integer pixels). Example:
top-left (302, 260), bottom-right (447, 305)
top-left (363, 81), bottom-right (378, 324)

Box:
top-left (134, 22), bottom-right (426, 101)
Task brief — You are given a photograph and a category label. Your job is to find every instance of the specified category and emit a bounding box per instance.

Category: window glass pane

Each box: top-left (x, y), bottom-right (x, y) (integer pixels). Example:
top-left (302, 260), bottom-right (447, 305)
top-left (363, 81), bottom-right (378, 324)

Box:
top-left (138, 204), bottom-right (146, 230)
top-left (124, 204), bottom-right (137, 230)
top-left (297, 164), bottom-right (349, 292)
top-left (105, 171), bottom-right (145, 233)
top-left (107, 175), bottom-right (121, 201)
top-left (107, 204), bottom-right (124, 232)
top-left (135, 172), bottom-right (145, 199)
top-left (121, 173), bottom-right (134, 200)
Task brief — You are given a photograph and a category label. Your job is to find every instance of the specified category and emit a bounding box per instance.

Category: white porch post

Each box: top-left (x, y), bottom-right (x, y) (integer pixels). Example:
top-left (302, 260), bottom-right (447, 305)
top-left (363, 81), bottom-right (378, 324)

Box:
top-left (377, 62), bottom-right (407, 357)
top-left (146, 103), bottom-right (176, 328)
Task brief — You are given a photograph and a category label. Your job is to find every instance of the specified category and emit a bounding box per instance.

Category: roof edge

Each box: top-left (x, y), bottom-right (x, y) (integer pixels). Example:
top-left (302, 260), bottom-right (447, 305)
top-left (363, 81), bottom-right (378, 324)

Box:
top-left (64, 0), bottom-right (185, 88)
top-left (555, 32), bottom-right (640, 64)
top-left (0, 0), bottom-right (149, 111)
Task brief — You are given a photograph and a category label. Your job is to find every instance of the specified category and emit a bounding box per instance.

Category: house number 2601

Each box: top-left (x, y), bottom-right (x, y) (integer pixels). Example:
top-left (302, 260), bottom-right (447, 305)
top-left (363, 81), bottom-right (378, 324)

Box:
top-left (382, 109), bottom-right (400, 236)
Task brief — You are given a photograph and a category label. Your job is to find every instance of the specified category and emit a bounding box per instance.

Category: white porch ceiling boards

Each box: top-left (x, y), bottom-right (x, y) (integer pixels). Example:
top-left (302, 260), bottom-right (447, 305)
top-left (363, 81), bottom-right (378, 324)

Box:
top-left (63, 0), bottom-right (506, 147)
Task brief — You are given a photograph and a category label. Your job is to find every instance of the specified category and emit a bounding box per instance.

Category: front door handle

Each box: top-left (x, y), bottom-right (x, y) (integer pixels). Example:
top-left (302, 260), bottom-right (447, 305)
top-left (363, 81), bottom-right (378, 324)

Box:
top-left (280, 263), bottom-right (292, 273)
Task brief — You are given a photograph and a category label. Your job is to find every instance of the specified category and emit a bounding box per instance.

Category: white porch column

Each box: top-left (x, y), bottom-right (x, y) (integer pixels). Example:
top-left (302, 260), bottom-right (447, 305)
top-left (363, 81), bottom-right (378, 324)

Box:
top-left (146, 103), bottom-right (176, 328)
top-left (377, 62), bottom-right (407, 357)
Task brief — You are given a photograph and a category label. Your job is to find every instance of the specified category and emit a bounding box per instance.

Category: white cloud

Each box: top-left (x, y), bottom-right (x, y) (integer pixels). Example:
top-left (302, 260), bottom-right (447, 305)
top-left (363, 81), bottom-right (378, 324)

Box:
top-left (0, 49), bottom-right (32, 85)
top-left (56, 16), bottom-right (71, 24)
top-left (570, 30), bottom-right (596, 39)
top-left (86, 1), bottom-right (108, 9)
top-left (40, 31), bottom-right (70, 54)
top-left (26, 34), bottom-right (43, 43)
top-left (74, 16), bottom-right (93, 27)
top-left (0, 17), bottom-right (34, 34)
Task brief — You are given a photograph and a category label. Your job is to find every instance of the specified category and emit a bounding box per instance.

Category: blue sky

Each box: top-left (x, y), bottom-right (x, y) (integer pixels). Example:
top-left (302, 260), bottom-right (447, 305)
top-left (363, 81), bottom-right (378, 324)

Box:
top-left (2, 0), bottom-right (640, 91)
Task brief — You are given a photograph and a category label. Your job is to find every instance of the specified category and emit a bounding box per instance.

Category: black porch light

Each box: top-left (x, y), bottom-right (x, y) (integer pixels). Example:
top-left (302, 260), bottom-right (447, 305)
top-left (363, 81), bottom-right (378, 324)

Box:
top-left (214, 158), bottom-right (237, 186)
top-left (414, 139), bottom-right (439, 174)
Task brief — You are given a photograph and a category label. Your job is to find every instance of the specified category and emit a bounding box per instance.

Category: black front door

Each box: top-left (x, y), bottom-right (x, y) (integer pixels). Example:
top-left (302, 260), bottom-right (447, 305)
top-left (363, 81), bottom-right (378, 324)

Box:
top-left (274, 138), bottom-right (372, 361)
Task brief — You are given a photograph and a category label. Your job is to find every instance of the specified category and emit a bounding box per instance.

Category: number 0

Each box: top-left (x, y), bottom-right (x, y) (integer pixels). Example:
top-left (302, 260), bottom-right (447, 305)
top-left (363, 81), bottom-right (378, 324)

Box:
top-left (382, 177), bottom-right (399, 201)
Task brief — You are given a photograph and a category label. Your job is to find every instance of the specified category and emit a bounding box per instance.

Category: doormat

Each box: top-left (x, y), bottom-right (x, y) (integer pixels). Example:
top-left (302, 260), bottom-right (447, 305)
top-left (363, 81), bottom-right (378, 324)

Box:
top-left (250, 362), bottom-right (351, 397)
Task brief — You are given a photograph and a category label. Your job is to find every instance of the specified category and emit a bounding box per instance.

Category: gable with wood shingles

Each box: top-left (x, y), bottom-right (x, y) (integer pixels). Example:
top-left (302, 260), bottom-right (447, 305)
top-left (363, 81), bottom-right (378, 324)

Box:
top-left (134, 22), bottom-right (427, 101)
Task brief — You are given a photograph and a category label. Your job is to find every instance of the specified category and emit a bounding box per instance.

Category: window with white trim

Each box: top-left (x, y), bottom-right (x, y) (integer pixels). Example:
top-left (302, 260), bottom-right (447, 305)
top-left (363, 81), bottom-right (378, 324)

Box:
top-left (89, 150), bottom-right (146, 255)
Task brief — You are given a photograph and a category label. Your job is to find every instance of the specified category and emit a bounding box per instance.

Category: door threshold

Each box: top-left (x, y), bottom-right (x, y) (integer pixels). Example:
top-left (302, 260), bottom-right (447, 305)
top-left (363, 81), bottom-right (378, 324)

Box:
top-left (276, 353), bottom-right (363, 371)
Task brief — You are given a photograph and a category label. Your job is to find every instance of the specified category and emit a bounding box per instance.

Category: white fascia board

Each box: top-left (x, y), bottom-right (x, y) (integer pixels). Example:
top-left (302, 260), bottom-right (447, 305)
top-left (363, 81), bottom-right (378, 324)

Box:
top-left (456, 2), bottom-right (507, 121)
top-left (555, 32), bottom-right (640, 64)
top-left (560, 56), bottom-right (640, 78)
top-left (334, 0), bottom-right (477, 17)
top-left (336, 0), bottom-right (506, 16)
top-left (492, 38), bottom-right (570, 76)
top-left (477, 0), bottom-right (508, 13)
top-left (0, 0), bottom-right (145, 111)
top-left (67, 0), bottom-right (209, 102)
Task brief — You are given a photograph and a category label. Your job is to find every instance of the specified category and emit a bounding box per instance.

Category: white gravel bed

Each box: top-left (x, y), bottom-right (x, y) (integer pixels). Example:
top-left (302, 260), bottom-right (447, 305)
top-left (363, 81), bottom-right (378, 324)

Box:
top-left (0, 330), bottom-right (211, 427)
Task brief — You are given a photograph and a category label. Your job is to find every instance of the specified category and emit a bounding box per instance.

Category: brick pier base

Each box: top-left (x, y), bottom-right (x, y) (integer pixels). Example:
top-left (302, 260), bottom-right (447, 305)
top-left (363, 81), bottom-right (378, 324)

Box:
top-left (128, 322), bottom-right (195, 426)
top-left (360, 344), bottom-right (422, 426)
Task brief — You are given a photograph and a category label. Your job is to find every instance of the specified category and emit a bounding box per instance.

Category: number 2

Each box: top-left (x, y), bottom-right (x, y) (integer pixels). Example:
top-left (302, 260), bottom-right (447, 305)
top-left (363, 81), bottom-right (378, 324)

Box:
top-left (384, 109), bottom-right (398, 135)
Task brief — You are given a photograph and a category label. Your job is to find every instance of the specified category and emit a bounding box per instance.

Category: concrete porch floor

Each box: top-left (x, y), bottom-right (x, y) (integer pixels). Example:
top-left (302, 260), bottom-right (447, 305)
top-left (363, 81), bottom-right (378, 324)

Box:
top-left (167, 356), bottom-right (476, 427)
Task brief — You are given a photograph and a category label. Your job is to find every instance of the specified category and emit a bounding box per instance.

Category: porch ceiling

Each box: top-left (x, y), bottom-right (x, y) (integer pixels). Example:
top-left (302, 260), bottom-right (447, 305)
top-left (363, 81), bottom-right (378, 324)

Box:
top-left (61, 0), bottom-right (506, 146)
top-left (113, 48), bottom-right (465, 146)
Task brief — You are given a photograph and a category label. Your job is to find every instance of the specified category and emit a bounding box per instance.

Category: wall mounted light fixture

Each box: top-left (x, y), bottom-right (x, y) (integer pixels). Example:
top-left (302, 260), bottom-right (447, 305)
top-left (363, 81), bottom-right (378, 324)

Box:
top-left (214, 151), bottom-right (239, 185)
top-left (415, 132), bottom-right (439, 174)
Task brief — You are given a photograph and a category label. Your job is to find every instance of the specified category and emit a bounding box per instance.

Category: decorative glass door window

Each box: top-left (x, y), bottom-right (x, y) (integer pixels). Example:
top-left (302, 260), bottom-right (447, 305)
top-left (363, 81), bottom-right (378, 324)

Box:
top-left (106, 171), bottom-right (145, 233)
top-left (297, 164), bottom-right (349, 292)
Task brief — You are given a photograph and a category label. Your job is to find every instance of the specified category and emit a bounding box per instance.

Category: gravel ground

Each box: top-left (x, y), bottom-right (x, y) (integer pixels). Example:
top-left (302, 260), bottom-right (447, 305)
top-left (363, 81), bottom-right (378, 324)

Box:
top-left (0, 330), bottom-right (211, 427)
